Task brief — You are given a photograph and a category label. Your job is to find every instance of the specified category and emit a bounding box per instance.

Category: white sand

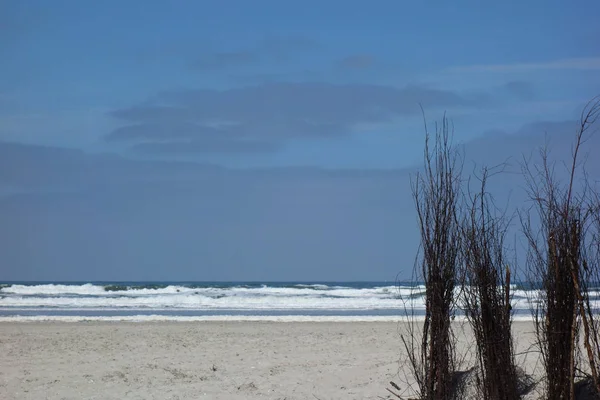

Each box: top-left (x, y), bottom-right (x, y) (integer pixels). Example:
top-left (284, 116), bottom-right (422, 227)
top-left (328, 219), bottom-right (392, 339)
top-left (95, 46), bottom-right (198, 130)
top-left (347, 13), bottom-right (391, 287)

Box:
top-left (0, 321), bottom-right (542, 400)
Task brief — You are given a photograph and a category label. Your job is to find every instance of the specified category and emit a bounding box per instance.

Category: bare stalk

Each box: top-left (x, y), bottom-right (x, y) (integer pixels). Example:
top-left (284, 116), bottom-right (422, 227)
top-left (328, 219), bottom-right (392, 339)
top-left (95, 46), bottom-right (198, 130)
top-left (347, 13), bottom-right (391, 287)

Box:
top-left (521, 95), bottom-right (600, 399)
top-left (401, 113), bottom-right (462, 400)
top-left (461, 168), bottom-right (520, 399)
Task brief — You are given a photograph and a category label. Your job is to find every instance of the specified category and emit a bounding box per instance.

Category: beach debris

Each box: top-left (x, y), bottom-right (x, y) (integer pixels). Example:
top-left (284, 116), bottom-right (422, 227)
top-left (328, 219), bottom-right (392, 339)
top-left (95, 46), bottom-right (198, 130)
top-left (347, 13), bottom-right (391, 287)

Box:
top-left (237, 382), bottom-right (258, 391)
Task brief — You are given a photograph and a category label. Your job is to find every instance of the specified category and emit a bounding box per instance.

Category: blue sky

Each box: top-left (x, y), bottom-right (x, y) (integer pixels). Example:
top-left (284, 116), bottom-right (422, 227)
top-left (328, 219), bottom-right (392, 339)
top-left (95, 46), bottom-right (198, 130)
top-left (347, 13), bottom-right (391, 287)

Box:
top-left (1, 1), bottom-right (599, 280)
top-left (3, 0), bottom-right (599, 167)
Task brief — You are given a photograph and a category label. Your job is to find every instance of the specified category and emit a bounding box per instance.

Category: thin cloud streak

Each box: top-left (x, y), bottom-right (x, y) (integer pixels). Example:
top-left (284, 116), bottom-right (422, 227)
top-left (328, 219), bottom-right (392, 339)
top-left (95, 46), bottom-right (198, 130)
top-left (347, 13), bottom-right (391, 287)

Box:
top-left (336, 55), bottom-right (376, 70)
top-left (192, 51), bottom-right (257, 70)
top-left (189, 36), bottom-right (320, 71)
top-left (449, 57), bottom-right (600, 73)
top-left (131, 139), bottom-right (281, 154)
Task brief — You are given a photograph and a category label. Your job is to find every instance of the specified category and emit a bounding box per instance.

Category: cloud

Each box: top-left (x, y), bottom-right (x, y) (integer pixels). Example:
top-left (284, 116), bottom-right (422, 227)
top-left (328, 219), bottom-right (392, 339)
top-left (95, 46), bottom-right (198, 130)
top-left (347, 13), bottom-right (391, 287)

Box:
top-left (259, 36), bottom-right (319, 60)
top-left (2, 119), bottom-right (599, 281)
top-left (336, 54), bottom-right (375, 70)
top-left (131, 139), bottom-right (281, 154)
top-left (503, 81), bottom-right (535, 100)
top-left (107, 82), bottom-right (485, 154)
top-left (192, 51), bottom-right (257, 70)
top-left (190, 36), bottom-right (319, 71)
top-left (0, 141), bottom-right (413, 281)
top-left (464, 119), bottom-right (598, 175)
top-left (448, 57), bottom-right (600, 73)
top-left (0, 141), bottom-right (221, 190)
top-left (106, 122), bottom-right (223, 141)
top-left (107, 122), bottom-right (283, 155)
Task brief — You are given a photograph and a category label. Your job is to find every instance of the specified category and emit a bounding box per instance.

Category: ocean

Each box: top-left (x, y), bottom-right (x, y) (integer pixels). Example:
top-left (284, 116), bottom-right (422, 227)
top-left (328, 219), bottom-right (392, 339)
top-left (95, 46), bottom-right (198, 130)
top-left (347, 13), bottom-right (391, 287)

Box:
top-left (0, 281), bottom-right (547, 321)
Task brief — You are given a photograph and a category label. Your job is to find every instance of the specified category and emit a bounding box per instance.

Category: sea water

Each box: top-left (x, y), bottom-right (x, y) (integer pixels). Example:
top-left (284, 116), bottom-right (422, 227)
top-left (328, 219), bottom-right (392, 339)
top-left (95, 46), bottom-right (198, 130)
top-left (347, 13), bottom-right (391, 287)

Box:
top-left (0, 281), bottom-right (553, 321)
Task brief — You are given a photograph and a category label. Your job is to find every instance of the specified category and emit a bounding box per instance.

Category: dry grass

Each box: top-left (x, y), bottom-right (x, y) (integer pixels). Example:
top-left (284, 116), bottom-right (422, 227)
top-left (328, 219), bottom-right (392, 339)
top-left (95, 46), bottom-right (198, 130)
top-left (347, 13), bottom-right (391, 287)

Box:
top-left (399, 114), bottom-right (463, 400)
top-left (396, 95), bottom-right (600, 400)
top-left (461, 168), bottom-right (520, 399)
top-left (522, 95), bottom-right (600, 400)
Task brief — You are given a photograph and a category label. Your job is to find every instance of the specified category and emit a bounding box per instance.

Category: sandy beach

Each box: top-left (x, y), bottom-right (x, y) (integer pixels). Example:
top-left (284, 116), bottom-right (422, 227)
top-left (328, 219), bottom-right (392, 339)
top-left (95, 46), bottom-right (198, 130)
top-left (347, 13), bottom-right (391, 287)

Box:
top-left (0, 320), bottom-right (543, 400)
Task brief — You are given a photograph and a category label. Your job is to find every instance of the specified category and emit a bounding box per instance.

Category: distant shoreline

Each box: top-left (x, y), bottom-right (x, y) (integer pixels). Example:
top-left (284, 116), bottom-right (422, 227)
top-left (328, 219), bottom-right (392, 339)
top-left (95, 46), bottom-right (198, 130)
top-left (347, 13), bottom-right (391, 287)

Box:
top-left (0, 314), bottom-right (537, 322)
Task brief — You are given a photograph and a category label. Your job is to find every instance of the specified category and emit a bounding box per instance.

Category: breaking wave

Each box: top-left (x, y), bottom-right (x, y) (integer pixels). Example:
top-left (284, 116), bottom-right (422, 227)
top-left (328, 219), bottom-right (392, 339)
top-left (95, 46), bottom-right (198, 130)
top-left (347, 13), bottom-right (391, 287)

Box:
top-left (1, 281), bottom-right (593, 317)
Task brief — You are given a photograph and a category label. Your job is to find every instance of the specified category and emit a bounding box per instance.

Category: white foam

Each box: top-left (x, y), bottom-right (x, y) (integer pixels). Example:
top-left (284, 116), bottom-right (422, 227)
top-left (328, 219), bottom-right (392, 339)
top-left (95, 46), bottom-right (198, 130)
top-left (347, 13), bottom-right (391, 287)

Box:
top-left (0, 283), bottom-right (410, 298)
top-left (0, 283), bottom-right (422, 310)
top-left (1, 284), bottom-right (206, 297)
top-left (0, 283), bottom-right (583, 313)
top-left (1, 283), bottom-right (107, 296)
top-left (0, 314), bottom-right (537, 323)
top-left (0, 293), bottom-right (417, 310)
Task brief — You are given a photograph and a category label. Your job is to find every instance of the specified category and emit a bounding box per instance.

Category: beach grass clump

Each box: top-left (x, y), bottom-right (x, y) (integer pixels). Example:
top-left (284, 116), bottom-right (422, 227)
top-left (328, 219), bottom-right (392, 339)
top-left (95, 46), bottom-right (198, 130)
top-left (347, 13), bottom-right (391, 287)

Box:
top-left (521, 95), bottom-right (600, 400)
top-left (397, 96), bottom-right (600, 400)
top-left (578, 98), bottom-right (600, 398)
top-left (460, 168), bottom-right (520, 400)
top-left (400, 114), bottom-right (463, 400)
